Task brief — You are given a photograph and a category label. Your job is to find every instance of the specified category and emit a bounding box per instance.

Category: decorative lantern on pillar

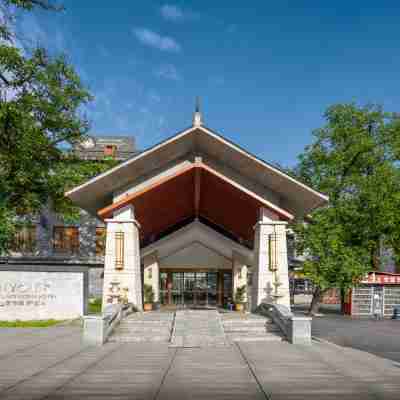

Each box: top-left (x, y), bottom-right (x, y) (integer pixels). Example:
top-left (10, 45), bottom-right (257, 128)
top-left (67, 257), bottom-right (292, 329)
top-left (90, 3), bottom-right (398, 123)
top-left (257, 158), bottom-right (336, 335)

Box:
top-left (115, 230), bottom-right (125, 270)
top-left (268, 228), bottom-right (283, 299)
top-left (268, 231), bottom-right (278, 272)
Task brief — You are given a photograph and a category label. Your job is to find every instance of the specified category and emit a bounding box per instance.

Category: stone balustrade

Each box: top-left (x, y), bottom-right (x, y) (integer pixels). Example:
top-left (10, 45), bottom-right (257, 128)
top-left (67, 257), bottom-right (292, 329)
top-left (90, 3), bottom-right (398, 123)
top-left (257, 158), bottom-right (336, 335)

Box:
top-left (257, 303), bottom-right (312, 345)
top-left (83, 303), bottom-right (132, 345)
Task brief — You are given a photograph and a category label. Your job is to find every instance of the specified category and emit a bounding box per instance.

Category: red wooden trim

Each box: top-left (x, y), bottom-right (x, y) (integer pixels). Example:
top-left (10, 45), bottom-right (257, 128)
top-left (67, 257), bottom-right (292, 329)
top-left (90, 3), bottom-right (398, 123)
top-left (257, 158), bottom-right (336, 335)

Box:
top-left (194, 167), bottom-right (201, 217)
top-left (98, 164), bottom-right (195, 218)
top-left (98, 161), bottom-right (294, 221)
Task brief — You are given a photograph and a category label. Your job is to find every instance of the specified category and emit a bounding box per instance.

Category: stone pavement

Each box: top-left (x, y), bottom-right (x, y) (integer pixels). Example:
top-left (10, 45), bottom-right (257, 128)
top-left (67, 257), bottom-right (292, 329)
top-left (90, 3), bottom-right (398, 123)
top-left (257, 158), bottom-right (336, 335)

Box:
top-left (309, 311), bottom-right (400, 363)
top-left (0, 323), bottom-right (399, 399)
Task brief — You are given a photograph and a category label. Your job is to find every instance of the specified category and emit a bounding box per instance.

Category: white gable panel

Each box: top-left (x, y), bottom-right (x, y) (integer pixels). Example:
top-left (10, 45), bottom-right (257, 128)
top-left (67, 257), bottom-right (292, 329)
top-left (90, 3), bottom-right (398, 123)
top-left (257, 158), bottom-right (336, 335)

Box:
top-left (161, 242), bottom-right (231, 269)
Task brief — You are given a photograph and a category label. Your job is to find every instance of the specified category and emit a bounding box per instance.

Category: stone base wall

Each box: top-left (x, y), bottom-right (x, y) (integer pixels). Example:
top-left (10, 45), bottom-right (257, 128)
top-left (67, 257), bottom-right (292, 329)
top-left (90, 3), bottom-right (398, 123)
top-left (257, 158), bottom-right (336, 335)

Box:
top-left (88, 268), bottom-right (104, 298)
top-left (0, 265), bottom-right (88, 320)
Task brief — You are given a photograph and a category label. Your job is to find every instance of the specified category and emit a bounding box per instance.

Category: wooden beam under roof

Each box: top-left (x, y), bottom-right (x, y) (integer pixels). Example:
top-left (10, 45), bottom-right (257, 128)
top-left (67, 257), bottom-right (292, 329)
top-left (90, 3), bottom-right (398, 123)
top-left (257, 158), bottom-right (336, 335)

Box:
top-left (97, 161), bottom-right (294, 221)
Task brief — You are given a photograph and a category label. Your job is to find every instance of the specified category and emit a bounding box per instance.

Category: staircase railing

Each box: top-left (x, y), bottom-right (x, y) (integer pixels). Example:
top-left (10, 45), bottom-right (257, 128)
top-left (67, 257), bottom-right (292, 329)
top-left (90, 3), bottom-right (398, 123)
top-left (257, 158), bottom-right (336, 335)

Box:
top-left (257, 303), bottom-right (312, 344)
top-left (83, 303), bottom-right (133, 345)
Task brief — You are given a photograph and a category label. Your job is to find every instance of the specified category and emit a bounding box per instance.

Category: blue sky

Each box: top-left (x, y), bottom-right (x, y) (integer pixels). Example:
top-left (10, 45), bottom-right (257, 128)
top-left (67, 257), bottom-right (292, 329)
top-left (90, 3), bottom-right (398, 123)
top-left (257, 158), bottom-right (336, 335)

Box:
top-left (18, 1), bottom-right (400, 166)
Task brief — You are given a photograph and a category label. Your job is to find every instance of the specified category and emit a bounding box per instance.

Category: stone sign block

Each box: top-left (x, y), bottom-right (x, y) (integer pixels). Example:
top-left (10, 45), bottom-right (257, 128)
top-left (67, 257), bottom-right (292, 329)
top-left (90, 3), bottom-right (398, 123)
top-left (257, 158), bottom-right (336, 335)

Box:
top-left (0, 269), bottom-right (88, 320)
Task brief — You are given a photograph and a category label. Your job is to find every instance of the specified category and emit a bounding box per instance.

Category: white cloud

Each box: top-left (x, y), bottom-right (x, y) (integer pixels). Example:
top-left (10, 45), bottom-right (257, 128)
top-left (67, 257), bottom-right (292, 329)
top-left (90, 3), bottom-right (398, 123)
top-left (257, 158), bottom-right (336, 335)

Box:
top-left (160, 4), bottom-right (184, 21)
top-left (133, 28), bottom-right (181, 53)
top-left (159, 4), bottom-right (199, 22)
top-left (154, 64), bottom-right (182, 81)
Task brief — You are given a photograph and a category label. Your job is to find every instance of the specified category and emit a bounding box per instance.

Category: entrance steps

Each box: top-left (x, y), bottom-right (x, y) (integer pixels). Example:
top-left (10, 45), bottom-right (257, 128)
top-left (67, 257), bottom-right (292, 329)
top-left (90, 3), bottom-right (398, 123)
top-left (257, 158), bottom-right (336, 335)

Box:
top-left (221, 312), bottom-right (284, 342)
top-left (108, 312), bottom-right (174, 343)
top-left (170, 309), bottom-right (228, 347)
top-left (108, 310), bottom-right (284, 344)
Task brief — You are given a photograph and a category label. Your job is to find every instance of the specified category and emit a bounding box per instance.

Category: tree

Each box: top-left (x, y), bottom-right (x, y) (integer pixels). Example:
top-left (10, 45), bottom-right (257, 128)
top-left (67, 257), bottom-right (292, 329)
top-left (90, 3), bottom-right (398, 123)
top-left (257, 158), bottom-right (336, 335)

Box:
top-left (294, 207), bottom-right (370, 315)
top-left (0, 1), bottom-right (113, 252)
top-left (293, 104), bottom-right (400, 314)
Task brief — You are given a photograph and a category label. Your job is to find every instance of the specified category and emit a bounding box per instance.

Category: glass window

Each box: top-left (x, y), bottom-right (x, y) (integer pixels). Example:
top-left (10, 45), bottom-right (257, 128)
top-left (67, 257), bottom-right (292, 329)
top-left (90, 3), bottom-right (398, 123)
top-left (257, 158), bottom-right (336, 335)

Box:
top-left (95, 227), bottom-right (106, 255)
top-left (12, 225), bottom-right (36, 253)
top-left (53, 226), bottom-right (79, 254)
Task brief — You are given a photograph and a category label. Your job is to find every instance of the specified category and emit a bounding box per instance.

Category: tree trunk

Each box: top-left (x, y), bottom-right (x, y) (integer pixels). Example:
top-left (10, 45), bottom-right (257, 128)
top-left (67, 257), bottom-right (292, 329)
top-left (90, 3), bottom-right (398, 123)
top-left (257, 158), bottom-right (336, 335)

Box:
top-left (308, 286), bottom-right (323, 315)
top-left (340, 287), bottom-right (346, 314)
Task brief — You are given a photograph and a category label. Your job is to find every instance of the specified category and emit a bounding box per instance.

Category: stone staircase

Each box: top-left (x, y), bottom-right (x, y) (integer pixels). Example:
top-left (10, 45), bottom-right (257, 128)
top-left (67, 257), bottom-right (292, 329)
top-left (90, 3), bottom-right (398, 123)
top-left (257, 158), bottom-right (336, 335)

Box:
top-left (108, 310), bottom-right (284, 344)
top-left (221, 312), bottom-right (284, 342)
top-left (170, 309), bottom-right (228, 347)
top-left (108, 312), bottom-right (174, 343)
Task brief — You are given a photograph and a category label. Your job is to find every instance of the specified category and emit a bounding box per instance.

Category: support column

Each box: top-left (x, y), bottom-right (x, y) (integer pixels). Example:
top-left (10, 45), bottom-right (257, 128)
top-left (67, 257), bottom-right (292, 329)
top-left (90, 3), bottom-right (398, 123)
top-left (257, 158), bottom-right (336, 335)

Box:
top-left (252, 208), bottom-right (290, 311)
top-left (143, 251), bottom-right (160, 306)
top-left (232, 251), bottom-right (248, 303)
top-left (102, 205), bottom-right (143, 311)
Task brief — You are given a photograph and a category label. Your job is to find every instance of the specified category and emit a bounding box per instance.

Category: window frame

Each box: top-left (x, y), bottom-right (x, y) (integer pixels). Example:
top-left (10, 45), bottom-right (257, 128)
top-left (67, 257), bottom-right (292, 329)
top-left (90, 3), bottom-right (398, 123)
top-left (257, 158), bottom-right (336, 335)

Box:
top-left (53, 226), bottom-right (80, 254)
top-left (95, 226), bottom-right (106, 256)
top-left (12, 225), bottom-right (37, 253)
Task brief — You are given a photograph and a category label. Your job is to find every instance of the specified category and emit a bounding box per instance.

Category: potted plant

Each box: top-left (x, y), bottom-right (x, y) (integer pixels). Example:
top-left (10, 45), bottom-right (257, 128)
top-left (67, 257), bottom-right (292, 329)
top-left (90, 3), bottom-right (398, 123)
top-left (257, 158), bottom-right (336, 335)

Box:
top-left (143, 284), bottom-right (154, 311)
top-left (234, 285), bottom-right (246, 312)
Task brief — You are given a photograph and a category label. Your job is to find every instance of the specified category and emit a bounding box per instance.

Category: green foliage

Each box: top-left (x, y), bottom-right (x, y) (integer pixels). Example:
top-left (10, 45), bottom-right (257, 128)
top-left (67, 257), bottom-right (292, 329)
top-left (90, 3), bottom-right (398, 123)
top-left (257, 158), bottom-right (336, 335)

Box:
top-left (294, 208), bottom-right (370, 292)
top-left (234, 285), bottom-right (246, 304)
top-left (88, 297), bottom-right (102, 314)
top-left (0, 0), bottom-right (116, 249)
top-left (0, 319), bottom-right (63, 327)
top-left (143, 284), bottom-right (155, 304)
top-left (0, 201), bottom-right (16, 254)
top-left (293, 103), bottom-right (400, 310)
top-left (49, 156), bottom-right (118, 223)
top-left (0, 45), bottom-right (92, 212)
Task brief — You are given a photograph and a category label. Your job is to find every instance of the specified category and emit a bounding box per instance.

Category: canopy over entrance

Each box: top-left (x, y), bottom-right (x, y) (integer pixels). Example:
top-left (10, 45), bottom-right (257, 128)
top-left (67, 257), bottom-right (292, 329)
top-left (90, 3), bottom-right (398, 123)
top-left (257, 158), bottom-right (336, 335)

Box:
top-left (97, 161), bottom-right (292, 248)
top-left (66, 110), bottom-right (328, 311)
top-left (66, 121), bottom-right (328, 248)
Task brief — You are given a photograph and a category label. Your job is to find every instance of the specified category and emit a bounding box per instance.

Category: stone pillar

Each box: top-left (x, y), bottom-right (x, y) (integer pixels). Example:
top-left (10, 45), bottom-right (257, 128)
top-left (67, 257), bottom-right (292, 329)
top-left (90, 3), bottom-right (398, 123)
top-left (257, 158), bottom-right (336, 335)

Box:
top-left (102, 205), bottom-right (143, 311)
top-left (143, 251), bottom-right (160, 305)
top-left (252, 208), bottom-right (290, 310)
top-left (78, 210), bottom-right (97, 258)
top-left (232, 251), bottom-right (248, 303)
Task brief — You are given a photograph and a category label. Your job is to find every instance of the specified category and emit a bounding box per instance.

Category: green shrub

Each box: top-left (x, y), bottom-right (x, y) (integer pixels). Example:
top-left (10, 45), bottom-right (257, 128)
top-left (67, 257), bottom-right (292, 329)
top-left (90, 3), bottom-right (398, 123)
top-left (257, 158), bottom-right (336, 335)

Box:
top-left (88, 297), bottom-right (102, 314)
top-left (234, 285), bottom-right (246, 304)
top-left (143, 284), bottom-right (154, 303)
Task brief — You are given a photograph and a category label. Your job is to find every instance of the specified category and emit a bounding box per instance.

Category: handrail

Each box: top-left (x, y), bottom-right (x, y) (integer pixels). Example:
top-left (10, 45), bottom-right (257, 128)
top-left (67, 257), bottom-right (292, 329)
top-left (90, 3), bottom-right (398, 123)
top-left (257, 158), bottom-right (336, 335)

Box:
top-left (257, 303), bottom-right (312, 345)
top-left (83, 303), bottom-right (133, 345)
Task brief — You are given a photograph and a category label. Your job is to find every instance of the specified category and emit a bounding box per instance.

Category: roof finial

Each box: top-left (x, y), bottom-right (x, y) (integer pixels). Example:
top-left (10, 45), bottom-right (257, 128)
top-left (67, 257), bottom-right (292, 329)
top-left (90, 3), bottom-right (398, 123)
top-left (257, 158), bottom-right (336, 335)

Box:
top-left (193, 96), bottom-right (202, 127)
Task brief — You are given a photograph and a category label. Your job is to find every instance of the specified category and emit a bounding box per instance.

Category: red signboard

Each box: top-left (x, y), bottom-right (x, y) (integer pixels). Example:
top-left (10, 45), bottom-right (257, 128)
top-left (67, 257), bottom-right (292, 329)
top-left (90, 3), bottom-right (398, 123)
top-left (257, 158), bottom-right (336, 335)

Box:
top-left (360, 272), bottom-right (400, 285)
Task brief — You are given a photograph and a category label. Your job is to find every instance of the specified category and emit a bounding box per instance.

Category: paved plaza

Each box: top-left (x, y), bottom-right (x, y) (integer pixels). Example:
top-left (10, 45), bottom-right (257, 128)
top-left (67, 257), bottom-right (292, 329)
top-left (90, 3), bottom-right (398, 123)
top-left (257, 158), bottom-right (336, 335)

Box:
top-left (0, 320), bottom-right (399, 399)
top-left (296, 305), bottom-right (400, 363)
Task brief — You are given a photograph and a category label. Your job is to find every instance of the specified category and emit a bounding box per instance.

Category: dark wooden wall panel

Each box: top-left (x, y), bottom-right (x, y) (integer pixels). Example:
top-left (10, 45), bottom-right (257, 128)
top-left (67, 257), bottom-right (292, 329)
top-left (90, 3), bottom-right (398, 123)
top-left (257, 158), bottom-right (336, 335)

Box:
top-left (123, 166), bottom-right (281, 247)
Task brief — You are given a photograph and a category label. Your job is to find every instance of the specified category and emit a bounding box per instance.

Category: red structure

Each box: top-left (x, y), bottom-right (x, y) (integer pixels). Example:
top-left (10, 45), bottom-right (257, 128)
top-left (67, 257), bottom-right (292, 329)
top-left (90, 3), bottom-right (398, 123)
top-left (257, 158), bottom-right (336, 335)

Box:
top-left (344, 272), bottom-right (400, 317)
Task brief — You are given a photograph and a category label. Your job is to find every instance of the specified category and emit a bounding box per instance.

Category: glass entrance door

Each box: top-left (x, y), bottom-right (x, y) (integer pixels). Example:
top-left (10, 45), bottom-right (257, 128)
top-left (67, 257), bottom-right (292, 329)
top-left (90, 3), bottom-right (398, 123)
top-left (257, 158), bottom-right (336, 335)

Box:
top-left (160, 271), bottom-right (230, 308)
top-left (183, 272), bottom-right (195, 305)
top-left (208, 272), bottom-right (218, 306)
top-left (195, 272), bottom-right (208, 306)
